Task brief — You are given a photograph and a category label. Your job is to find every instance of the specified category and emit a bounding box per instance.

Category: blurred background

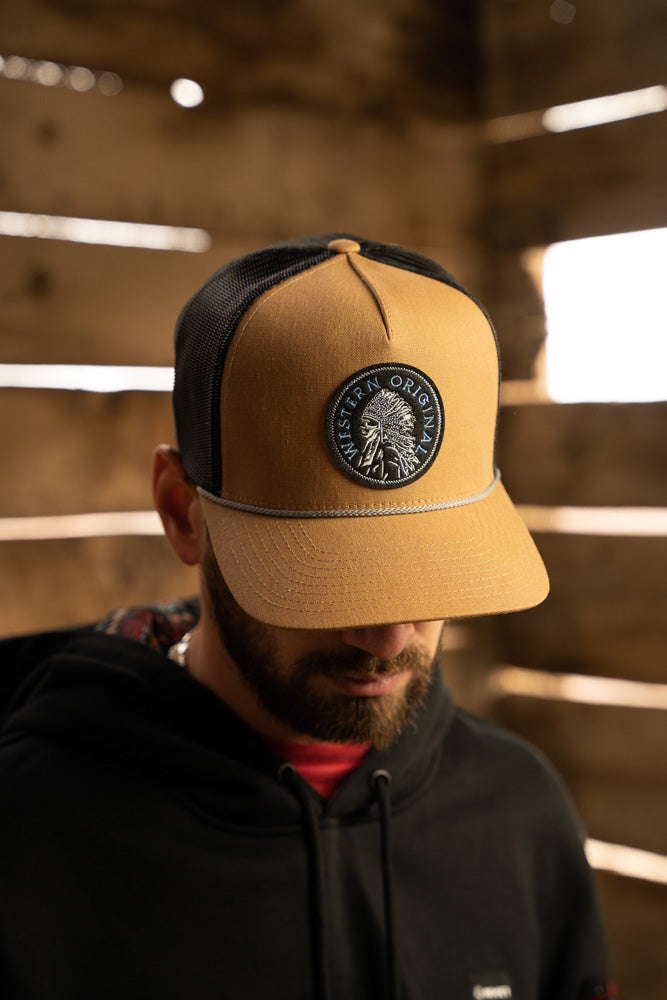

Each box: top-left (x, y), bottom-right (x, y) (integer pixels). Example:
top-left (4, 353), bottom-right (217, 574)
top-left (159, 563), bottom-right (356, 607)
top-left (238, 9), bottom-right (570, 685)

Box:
top-left (0, 1), bottom-right (665, 995)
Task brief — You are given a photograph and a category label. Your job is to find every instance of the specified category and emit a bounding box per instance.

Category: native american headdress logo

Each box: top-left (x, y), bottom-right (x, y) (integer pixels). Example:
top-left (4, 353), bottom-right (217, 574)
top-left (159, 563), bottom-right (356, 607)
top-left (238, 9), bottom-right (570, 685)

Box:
top-left (356, 388), bottom-right (420, 481)
top-left (326, 364), bottom-right (444, 489)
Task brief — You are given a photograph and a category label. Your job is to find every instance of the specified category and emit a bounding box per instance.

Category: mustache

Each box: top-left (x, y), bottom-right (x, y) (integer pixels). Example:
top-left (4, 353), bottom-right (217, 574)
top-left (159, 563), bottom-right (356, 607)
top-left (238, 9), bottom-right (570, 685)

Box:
top-left (293, 645), bottom-right (431, 680)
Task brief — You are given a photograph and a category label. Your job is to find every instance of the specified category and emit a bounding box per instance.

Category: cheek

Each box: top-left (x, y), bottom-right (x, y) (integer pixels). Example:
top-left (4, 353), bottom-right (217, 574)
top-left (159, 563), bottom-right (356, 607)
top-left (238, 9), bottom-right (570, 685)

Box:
top-left (270, 630), bottom-right (334, 668)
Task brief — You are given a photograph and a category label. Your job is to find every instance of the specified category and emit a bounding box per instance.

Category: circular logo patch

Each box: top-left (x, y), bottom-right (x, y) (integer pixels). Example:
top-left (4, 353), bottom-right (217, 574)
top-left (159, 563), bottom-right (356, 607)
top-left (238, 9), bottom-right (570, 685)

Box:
top-left (325, 364), bottom-right (444, 489)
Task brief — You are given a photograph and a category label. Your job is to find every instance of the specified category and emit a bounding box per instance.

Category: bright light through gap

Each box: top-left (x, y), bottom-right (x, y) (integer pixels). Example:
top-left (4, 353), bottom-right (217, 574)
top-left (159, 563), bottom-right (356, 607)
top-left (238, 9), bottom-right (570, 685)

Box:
top-left (0, 365), bottom-right (174, 392)
top-left (543, 85), bottom-right (667, 132)
top-left (543, 228), bottom-right (667, 403)
top-left (585, 839), bottom-right (667, 886)
top-left (0, 511), bottom-right (163, 541)
top-left (170, 78), bottom-right (204, 108)
top-left (0, 54), bottom-right (123, 95)
top-left (490, 667), bottom-right (667, 710)
top-left (0, 212), bottom-right (211, 252)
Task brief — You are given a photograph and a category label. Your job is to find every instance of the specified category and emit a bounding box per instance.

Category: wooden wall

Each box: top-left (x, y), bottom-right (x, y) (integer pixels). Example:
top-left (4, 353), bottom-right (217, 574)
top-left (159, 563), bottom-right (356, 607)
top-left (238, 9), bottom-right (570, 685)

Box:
top-left (1, 1), bottom-right (665, 996)
top-left (475, 2), bottom-right (667, 997)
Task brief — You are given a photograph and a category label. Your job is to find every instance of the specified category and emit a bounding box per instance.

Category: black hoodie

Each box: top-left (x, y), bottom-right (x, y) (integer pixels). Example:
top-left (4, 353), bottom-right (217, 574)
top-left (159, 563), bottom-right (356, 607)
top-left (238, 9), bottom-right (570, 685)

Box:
top-left (0, 620), bottom-right (609, 1000)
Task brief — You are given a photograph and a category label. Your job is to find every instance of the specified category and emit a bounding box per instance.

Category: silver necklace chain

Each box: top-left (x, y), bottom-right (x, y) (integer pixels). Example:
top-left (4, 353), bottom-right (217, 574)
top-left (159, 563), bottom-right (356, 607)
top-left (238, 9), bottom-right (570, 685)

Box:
top-left (167, 629), bottom-right (193, 669)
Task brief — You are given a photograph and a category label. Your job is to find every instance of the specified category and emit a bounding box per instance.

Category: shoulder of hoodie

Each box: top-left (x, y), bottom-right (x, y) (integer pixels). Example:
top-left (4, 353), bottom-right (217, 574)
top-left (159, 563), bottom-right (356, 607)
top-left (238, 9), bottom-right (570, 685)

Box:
top-left (442, 702), bottom-right (587, 840)
top-left (0, 624), bottom-right (93, 720)
top-left (0, 625), bottom-right (168, 774)
top-left (0, 626), bottom-right (173, 834)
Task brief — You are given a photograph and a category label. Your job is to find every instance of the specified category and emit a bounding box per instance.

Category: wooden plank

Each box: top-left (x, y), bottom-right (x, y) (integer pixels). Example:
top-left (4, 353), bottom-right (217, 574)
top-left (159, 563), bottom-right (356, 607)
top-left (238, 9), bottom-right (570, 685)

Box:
top-left (0, 536), bottom-right (197, 640)
top-left (0, 236), bottom-right (480, 365)
top-left (488, 534), bottom-right (667, 683)
top-left (0, 0), bottom-right (477, 119)
top-left (498, 403), bottom-right (667, 507)
top-left (478, 249), bottom-right (546, 382)
top-left (492, 696), bottom-right (667, 855)
top-left (0, 83), bottom-right (480, 245)
top-left (482, 0), bottom-right (667, 116)
top-left (0, 390), bottom-right (174, 517)
top-left (0, 237), bottom-right (251, 366)
top-left (595, 873), bottom-right (667, 1000)
top-left (484, 114), bottom-right (667, 248)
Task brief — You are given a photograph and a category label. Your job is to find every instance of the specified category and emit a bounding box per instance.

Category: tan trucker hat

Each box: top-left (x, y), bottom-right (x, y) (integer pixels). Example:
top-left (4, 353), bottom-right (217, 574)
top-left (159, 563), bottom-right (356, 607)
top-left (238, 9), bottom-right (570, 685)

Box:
top-left (173, 233), bottom-right (548, 629)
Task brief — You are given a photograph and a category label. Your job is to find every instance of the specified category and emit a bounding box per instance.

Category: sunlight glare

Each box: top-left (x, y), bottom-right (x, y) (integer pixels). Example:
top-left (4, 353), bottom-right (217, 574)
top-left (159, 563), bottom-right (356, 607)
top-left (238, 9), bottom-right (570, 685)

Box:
top-left (543, 228), bottom-right (667, 402)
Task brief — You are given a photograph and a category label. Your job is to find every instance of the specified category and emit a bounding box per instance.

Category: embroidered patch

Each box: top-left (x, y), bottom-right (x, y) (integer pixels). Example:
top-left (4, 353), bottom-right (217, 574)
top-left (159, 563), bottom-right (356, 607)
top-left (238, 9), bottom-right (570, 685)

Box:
top-left (469, 972), bottom-right (512, 1000)
top-left (325, 364), bottom-right (444, 489)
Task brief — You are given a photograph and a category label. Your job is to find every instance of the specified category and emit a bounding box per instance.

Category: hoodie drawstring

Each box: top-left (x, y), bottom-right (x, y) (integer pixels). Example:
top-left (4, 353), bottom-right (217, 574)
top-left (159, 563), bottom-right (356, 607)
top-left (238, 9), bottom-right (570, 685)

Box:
top-left (279, 762), bottom-right (331, 1000)
top-left (371, 769), bottom-right (400, 1000)
top-left (279, 762), bottom-right (399, 1000)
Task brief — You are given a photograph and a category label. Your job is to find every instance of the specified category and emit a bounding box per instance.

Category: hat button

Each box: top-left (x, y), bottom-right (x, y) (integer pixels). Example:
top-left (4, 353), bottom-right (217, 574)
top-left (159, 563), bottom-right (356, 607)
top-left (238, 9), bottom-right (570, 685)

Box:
top-left (327, 238), bottom-right (361, 254)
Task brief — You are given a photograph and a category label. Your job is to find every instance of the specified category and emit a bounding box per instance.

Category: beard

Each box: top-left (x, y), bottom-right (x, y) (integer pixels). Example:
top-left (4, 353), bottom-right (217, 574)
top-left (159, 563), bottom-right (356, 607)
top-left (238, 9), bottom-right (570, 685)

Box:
top-left (201, 545), bottom-right (437, 750)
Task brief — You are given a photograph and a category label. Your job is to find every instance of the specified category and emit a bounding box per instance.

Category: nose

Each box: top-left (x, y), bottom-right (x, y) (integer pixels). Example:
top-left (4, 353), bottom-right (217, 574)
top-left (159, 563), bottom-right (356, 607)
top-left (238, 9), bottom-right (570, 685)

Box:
top-left (341, 623), bottom-right (416, 660)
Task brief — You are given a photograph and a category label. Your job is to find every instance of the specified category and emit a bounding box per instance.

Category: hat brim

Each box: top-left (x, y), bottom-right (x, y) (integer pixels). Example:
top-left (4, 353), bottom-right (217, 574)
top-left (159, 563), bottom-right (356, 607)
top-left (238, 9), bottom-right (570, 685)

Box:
top-left (199, 480), bottom-right (549, 630)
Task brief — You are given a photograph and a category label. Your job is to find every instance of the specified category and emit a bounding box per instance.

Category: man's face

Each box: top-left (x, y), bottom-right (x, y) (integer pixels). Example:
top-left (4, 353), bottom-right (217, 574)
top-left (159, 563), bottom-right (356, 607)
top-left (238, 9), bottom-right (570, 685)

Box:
top-left (201, 545), bottom-right (443, 749)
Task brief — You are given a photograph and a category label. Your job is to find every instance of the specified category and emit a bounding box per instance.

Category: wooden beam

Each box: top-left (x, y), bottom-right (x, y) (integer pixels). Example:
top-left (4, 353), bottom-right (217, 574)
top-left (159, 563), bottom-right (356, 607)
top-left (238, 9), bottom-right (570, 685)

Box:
top-left (484, 114), bottom-right (667, 248)
top-left (476, 248), bottom-right (547, 381)
top-left (498, 403), bottom-right (667, 507)
top-left (0, 237), bottom-right (251, 366)
top-left (0, 390), bottom-right (174, 517)
top-left (595, 873), bottom-right (667, 997)
top-left (0, 535), bottom-right (197, 639)
top-left (0, 0), bottom-right (477, 118)
top-left (482, 0), bottom-right (667, 117)
top-left (0, 84), bottom-right (481, 244)
top-left (488, 534), bottom-right (667, 683)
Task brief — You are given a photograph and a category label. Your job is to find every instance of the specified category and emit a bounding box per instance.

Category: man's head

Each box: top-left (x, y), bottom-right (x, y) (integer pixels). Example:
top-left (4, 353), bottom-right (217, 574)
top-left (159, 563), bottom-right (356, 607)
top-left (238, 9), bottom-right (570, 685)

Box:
top-left (154, 233), bottom-right (548, 744)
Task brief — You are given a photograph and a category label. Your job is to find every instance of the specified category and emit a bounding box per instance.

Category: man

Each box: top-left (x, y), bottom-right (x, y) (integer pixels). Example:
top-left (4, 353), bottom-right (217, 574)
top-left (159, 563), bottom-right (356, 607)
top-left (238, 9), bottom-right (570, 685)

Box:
top-left (0, 234), bottom-right (612, 999)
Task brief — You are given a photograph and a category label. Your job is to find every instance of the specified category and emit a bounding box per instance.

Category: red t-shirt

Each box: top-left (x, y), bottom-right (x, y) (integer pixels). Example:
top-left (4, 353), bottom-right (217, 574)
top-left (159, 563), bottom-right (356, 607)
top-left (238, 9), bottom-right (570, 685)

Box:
top-left (266, 739), bottom-right (371, 799)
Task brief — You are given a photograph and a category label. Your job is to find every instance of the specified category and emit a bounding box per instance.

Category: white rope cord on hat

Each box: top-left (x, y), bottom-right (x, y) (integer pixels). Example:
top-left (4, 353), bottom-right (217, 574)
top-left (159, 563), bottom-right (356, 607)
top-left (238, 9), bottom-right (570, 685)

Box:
top-left (198, 468), bottom-right (501, 519)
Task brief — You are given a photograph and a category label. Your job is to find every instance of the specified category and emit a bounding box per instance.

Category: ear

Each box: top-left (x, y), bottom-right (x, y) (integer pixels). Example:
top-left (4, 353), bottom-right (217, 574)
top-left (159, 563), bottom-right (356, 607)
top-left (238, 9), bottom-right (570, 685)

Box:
top-left (152, 445), bottom-right (208, 566)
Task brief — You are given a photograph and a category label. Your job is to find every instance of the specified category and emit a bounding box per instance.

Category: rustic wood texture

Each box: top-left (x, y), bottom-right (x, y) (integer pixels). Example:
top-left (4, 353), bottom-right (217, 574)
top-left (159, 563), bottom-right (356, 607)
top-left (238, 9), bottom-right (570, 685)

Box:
top-left (477, 249), bottom-right (547, 381)
top-left (498, 403), bottom-right (667, 507)
top-left (0, 0), bottom-right (477, 119)
top-left (596, 873), bottom-right (667, 1000)
top-left (484, 114), bottom-right (667, 248)
top-left (0, 390), bottom-right (174, 516)
top-left (488, 533), bottom-right (667, 683)
top-left (481, 0), bottom-right (667, 116)
top-left (0, 536), bottom-right (197, 639)
top-left (0, 238), bottom-right (248, 366)
top-left (0, 83), bottom-right (480, 243)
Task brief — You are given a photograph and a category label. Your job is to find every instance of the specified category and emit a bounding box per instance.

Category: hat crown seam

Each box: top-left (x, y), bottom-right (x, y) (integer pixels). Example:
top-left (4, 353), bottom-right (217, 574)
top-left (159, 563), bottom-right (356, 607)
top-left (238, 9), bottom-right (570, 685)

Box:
top-left (348, 254), bottom-right (392, 341)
